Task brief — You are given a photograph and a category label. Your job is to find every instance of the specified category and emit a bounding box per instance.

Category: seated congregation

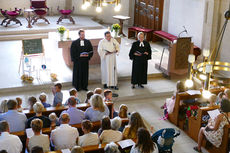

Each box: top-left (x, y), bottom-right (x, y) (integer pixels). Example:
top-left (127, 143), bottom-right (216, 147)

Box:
top-left (0, 83), bottom-right (159, 153)
top-left (161, 80), bottom-right (230, 153)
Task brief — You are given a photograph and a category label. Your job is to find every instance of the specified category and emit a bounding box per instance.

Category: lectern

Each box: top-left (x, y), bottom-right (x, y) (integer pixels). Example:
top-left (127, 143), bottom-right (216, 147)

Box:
top-left (155, 37), bottom-right (194, 78)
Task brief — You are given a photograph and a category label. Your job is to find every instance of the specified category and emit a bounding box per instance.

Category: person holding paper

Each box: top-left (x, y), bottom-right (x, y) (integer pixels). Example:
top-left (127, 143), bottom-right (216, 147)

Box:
top-left (194, 99), bottom-right (230, 152)
top-left (98, 31), bottom-right (120, 90)
top-left (129, 32), bottom-right (152, 89)
top-left (71, 29), bottom-right (93, 91)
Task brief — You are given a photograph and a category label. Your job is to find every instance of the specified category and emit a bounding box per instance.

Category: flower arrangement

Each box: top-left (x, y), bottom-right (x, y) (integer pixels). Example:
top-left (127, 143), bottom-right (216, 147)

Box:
top-left (111, 23), bottom-right (121, 33)
top-left (57, 26), bottom-right (66, 34)
top-left (21, 74), bottom-right (34, 83)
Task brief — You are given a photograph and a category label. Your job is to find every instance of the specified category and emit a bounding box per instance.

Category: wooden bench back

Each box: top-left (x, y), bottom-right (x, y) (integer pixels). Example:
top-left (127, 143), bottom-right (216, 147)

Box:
top-left (168, 88), bottom-right (225, 126)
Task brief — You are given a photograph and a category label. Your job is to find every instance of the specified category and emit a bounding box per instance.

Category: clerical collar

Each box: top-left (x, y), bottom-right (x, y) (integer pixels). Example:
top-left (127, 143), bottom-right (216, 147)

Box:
top-left (139, 41), bottom-right (144, 47)
top-left (80, 40), bottom-right (84, 46)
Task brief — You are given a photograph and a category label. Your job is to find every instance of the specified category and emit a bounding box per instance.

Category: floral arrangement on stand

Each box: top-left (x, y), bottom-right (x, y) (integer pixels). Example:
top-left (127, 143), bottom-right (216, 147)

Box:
top-left (57, 26), bottom-right (66, 41)
top-left (111, 23), bottom-right (120, 37)
top-left (21, 74), bottom-right (34, 83)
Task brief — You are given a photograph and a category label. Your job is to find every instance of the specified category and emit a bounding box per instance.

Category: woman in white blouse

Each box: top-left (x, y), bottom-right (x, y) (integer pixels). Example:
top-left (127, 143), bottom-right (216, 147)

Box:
top-left (100, 116), bottom-right (123, 144)
top-left (130, 128), bottom-right (158, 153)
top-left (78, 120), bottom-right (99, 147)
top-left (26, 119), bottom-right (50, 152)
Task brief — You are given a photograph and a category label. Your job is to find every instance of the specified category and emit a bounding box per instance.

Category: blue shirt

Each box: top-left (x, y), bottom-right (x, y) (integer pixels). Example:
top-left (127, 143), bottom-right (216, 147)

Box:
top-left (42, 102), bottom-right (51, 108)
top-left (84, 105), bottom-right (110, 122)
top-left (53, 92), bottom-right (63, 107)
top-left (0, 110), bottom-right (27, 132)
top-left (60, 107), bottom-right (85, 125)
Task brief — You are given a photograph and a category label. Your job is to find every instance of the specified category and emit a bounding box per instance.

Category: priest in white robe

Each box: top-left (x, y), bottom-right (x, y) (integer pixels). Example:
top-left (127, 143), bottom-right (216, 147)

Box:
top-left (98, 31), bottom-right (120, 90)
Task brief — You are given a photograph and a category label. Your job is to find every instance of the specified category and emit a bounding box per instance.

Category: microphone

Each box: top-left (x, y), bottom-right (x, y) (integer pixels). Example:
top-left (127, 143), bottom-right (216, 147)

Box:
top-left (183, 26), bottom-right (188, 34)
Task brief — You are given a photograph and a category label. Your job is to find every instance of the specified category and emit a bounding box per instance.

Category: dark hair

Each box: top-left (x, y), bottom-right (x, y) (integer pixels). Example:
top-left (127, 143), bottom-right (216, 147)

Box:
top-left (128, 112), bottom-right (146, 137)
top-left (69, 88), bottom-right (77, 96)
top-left (104, 89), bottom-right (112, 97)
top-left (136, 128), bottom-right (155, 153)
top-left (0, 150), bottom-right (7, 153)
top-left (68, 96), bottom-right (77, 106)
top-left (55, 83), bottom-right (62, 89)
top-left (85, 91), bottom-right (94, 103)
top-left (104, 31), bottom-right (111, 36)
top-left (31, 146), bottom-right (44, 153)
top-left (101, 116), bottom-right (111, 130)
top-left (82, 120), bottom-right (93, 131)
top-left (78, 29), bottom-right (85, 35)
top-left (220, 98), bottom-right (230, 112)
top-left (28, 96), bottom-right (37, 110)
top-left (6, 99), bottom-right (17, 110)
top-left (0, 120), bottom-right (9, 132)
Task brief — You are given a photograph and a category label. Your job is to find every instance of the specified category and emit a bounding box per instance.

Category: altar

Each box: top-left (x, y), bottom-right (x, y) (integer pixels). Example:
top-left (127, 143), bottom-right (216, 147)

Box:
top-left (54, 29), bottom-right (121, 67)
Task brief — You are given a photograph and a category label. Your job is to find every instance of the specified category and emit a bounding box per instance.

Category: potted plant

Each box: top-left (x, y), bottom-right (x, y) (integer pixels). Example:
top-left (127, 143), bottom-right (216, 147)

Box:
top-left (57, 26), bottom-right (66, 41)
top-left (111, 23), bottom-right (120, 37)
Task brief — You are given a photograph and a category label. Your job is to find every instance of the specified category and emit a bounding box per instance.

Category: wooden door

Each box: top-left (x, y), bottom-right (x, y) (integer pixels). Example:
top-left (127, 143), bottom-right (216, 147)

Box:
top-left (134, 0), bottom-right (164, 31)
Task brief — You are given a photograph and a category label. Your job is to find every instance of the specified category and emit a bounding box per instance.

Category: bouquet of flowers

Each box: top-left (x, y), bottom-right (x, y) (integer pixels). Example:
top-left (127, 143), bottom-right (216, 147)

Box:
top-left (57, 26), bottom-right (66, 34)
top-left (111, 23), bottom-right (121, 33)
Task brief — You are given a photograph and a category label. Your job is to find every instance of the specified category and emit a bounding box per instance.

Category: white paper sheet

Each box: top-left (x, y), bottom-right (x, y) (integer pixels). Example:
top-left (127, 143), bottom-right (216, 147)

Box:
top-left (26, 128), bottom-right (34, 138)
top-left (208, 109), bottom-right (220, 119)
top-left (61, 149), bottom-right (71, 153)
top-left (117, 139), bottom-right (135, 149)
top-left (186, 90), bottom-right (201, 95)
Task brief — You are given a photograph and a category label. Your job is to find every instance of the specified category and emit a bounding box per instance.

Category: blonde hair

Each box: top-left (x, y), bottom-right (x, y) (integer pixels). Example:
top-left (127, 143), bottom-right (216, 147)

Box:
top-left (224, 89), bottom-right (230, 98)
top-left (49, 112), bottom-right (57, 122)
top-left (33, 102), bottom-right (44, 114)
top-left (39, 93), bottom-right (47, 102)
top-left (71, 146), bottom-right (84, 153)
top-left (0, 100), bottom-right (8, 113)
top-left (90, 94), bottom-right (105, 112)
top-left (119, 104), bottom-right (128, 118)
top-left (137, 32), bottom-right (144, 40)
top-left (94, 88), bottom-right (102, 95)
top-left (31, 119), bottom-right (43, 133)
top-left (209, 94), bottom-right (217, 103)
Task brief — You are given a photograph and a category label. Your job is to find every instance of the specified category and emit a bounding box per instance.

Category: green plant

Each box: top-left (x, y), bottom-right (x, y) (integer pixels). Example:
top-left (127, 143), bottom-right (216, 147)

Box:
top-left (111, 23), bottom-right (120, 32)
top-left (57, 26), bottom-right (66, 34)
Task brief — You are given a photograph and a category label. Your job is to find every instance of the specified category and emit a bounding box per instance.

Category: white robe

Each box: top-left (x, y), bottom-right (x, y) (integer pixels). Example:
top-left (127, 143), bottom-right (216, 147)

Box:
top-left (98, 38), bottom-right (120, 86)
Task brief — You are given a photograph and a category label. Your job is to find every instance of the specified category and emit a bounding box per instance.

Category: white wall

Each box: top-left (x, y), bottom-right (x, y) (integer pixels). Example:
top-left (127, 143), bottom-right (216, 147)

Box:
top-left (73, 0), bottom-right (130, 24)
top-left (0, 0), bottom-right (130, 24)
top-left (166, 0), bottom-right (206, 48)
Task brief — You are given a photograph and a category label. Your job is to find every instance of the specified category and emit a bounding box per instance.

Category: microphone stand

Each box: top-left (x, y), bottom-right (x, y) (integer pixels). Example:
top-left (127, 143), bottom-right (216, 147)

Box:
top-left (112, 42), bottom-right (119, 98)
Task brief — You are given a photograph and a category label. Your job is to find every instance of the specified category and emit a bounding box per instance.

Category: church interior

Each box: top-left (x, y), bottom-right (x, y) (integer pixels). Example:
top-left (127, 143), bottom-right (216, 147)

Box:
top-left (1, 0), bottom-right (230, 153)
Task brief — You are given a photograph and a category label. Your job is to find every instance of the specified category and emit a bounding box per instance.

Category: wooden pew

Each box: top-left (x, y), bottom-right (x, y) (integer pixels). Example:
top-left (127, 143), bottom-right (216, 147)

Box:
top-left (188, 105), bottom-right (220, 142)
top-left (11, 118), bottom-right (129, 152)
top-left (168, 88), bottom-right (224, 126)
top-left (23, 102), bottom-right (114, 119)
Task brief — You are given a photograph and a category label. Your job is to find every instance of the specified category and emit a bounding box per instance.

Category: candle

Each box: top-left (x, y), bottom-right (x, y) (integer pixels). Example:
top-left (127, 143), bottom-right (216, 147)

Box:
top-left (188, 54), bottom-right (195, 63)
top-left (203, 49), bottom-right (210, 57)
top-left (205, 64), bottom-right (213, 73)
top-left (67, 29), bottom-right (69, 39)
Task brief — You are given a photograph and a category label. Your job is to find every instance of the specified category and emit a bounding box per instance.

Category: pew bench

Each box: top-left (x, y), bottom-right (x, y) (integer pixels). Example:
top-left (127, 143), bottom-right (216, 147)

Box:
top-left (11, 118), bottom-right (129, 152)
top-left (188, 105), bottom-right (220, 142)
top-left (168, 88), bottom-right (225, 127)
top-left (128, 26), bottom-right (153, 41)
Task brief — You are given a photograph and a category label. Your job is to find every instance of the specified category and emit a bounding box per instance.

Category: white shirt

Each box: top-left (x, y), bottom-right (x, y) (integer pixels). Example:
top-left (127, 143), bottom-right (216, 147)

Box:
top-left (78, 132), bottom-right (99, 147)
top-left (0, 132), bottom-right (22, 153)
top-left (28, 134), bottom-right (50, 152)
top-left (130, 143), bottom-right (159, 153)
top-left (51, 124), bottom-right (79, 150)
top-left (100, 129), bottom-right (122, 144)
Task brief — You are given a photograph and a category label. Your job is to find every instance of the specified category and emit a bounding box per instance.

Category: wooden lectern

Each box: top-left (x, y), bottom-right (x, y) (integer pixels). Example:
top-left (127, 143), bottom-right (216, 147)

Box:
top-left (155, 37), bottom-right (194, 78)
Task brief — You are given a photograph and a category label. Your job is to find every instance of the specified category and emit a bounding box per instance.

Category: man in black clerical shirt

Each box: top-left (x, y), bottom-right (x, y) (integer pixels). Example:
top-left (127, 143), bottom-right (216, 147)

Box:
top-left (70, 29), bottom-right (93, 91)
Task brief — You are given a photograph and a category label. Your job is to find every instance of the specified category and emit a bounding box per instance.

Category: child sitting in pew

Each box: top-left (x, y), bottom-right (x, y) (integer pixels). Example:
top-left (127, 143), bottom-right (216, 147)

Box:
top-left (94, 88), bottom-right (102, 95)
top-left (65, 88), bottom-right (81, 105)
top-left (16, 97), bottom-right (23, 112)
top-left (84, 91), bottom-right (94, 104)
top-left (103, 89), bottom-right (118, 118)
